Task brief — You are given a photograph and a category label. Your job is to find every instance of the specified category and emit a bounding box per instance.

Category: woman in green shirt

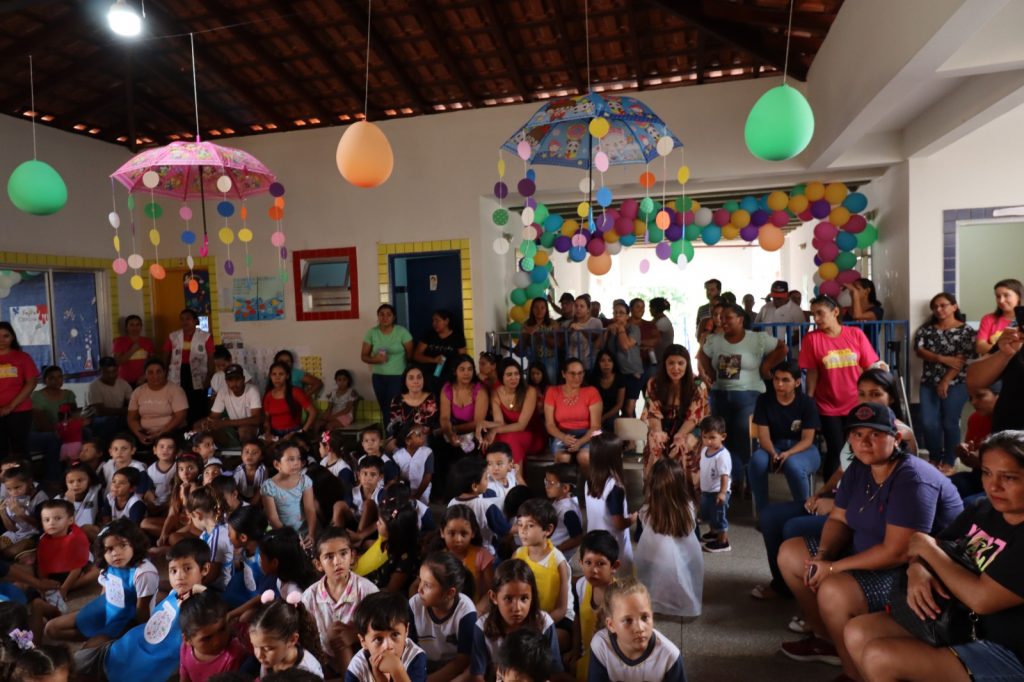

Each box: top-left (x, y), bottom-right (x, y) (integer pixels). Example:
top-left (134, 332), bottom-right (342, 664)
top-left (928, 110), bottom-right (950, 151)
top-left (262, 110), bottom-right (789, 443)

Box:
top-left (361, 303), bottom-right (413, 423)
top-left (30, 365), bottom-right (77, 481)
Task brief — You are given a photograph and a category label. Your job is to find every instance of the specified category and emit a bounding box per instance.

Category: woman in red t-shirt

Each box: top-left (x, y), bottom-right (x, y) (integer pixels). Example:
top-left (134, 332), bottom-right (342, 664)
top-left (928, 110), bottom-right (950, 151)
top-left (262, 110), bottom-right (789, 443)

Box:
top-left (112, 315), bottom-right (155, 386)
top-left (262, 361), bottom-right (316, 440)
top-left (0, 321), bottom-right (39, 458)
top-left (544, 358), bottom-right (602, 472)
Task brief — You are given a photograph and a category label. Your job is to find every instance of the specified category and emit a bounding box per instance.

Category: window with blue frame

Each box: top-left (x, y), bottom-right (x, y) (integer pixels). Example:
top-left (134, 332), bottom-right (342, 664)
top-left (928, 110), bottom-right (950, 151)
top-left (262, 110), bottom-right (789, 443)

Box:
top-left (0, 268), bottom-right (103, 383)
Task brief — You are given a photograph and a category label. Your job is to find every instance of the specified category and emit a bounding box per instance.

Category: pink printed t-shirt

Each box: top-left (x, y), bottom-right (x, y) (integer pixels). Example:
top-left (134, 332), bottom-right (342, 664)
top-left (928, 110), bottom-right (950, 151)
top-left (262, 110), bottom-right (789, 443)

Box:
top-left (178, 638), bottom-right (249, 680)
top-left (977, 313), bottom-right (1012, 346)
top-left (544, 385), bottom-right (601, 431)
top-left (798, 326), bottom-right (878, 416)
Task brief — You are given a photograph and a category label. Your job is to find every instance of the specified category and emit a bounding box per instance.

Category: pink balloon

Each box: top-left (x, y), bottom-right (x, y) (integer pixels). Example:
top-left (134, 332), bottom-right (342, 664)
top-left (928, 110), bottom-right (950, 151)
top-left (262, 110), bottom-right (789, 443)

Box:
top-left (587, 239), bottom-right (606, 256)
top-left (594, 151), bottom-right (610, 173)
top-left (639, 259), bottom-right (650, 274)
top-left (516, 140), bottom-right (531, 160)
top-left (620, 198), bottom-right (639, 220)
top-left (814, 222), bottom-right (838, 240)
top-left (837, 269), bottom-right (861, 285)
top-left (112, 258), bottom-right (128, 275)
top-left (817, 242), bottom-right (839, 262)
top-left (820, 280), bottom-right (842, 298)
top-left (683, 210), bottom-right (694, 224)
top-left (179, 206), bottom-right (193, 221)
top-left (770, 210), bottom-right (790, 227)
top-left (844, 214), bottom-right (867, 234)
top-left (811, 237), bottom-right (827, 251)
top-left (712, 208), bottom-right (730, 227)
top-left (615, 217), bottom-right (634, 236)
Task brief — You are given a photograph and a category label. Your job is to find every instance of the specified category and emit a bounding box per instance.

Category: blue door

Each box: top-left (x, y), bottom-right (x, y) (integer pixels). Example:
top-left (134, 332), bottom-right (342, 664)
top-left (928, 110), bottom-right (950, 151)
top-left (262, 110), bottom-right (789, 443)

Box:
top-left (390, 251), bottom-right (464, 345)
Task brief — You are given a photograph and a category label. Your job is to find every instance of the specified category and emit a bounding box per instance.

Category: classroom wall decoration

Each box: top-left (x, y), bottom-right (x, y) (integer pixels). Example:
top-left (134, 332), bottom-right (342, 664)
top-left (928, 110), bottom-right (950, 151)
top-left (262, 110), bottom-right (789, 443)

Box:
top-left (233, 276), bottom-right (286, 322)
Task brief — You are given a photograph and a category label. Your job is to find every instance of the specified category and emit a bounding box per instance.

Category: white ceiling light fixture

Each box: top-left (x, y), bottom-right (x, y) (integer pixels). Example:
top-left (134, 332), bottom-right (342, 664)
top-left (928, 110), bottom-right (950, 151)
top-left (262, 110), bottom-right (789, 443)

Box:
top-left (107, 0), bottom-right (144, 37)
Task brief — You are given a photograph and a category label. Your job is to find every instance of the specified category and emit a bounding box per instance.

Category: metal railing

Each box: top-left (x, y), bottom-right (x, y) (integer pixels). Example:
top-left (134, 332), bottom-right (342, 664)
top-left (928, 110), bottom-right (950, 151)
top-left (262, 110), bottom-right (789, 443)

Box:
top-left (486, 320), bottom-right (911, 387)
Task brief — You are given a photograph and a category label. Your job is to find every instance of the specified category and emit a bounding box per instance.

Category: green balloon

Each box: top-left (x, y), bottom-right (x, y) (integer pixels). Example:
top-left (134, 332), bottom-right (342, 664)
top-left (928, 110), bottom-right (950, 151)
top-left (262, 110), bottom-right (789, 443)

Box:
top-left (856, 223), bottom-right (878, 249)
top-left (539, 232), bottom-right (556, 248)
top-left (670, 239), bottom-right (683, 262)
top-left (7, 160), bottom-right (67, 215)
top-left (507, 322), bottom-right (523, 333)
top-left (745, 84), bottom-right (815, 161)
top-left (684, 223), bottom-right (701, 241)
top-left (835, 251), bottom-right (857, 270)
top-left (520, 240), bottom-right (537, 257)
top-left (647, 226), bottom-right (664, 243)
top-left (677, 196), bottom-right (693, 212)
top-left (526, 282), bottom-right (546, 299)
top-left (682, 239), bottom-right (695, 262)
top-left (791, 183), bottom-right (806, 196)
top-left (639, 196), bottom-right (655, 216)
top-left (723, 200), bottom-right (740, 213)
top-left (534, 203), bottom-right (549, 225)
top-left (510, 288), bottom-right (528, 306)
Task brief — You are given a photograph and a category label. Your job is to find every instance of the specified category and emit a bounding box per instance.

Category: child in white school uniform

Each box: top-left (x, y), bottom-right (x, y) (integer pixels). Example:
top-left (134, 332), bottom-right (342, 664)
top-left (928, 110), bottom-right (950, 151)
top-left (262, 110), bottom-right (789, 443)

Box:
top-left (696, 416), bottom-right (732, 553)
top-left (448, 458), bottom-right (512, 557)
top-left (392, 424), bottom-right (434, 505)
top-left (484, 443), bottom-right (524, 509)
top-left (408, 551), bottom-right (476, 679)
top-left (583, 434), bottom-right (635, 575)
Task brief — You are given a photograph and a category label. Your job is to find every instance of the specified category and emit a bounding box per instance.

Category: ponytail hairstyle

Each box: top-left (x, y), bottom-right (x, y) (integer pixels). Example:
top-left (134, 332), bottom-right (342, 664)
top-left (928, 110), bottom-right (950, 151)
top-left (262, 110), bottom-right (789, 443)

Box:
top-left (2, 642), bottom-right (71, 682)
top-left (422, 550), bottom-right (475, 599)
top-left (602, 576), bottom-right (651, 619)
top-left (378, 497), bottom-right (420, 568)
top-left (249, 590), bottom-right (325, 665)
top-left (185, 485), bottom-right (223, 518)
top-left (483, 559), bottom-right (542, 639)
top-left (326, 429), bottom-right (357, 470)
top-left (258, 527), bottom-right (318, 589)
top-left (93, 518), bottom-right (150, 570)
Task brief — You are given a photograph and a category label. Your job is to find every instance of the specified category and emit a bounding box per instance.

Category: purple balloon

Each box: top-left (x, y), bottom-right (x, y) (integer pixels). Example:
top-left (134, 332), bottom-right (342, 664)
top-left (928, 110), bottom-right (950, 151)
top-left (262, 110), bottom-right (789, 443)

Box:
top-left (740, 225), bottom-right (759, 241)
top-left (554, 235), bottom-right (571, 253)
top-left (813, 255), bottom-right (822, 266)
top-left (751, 209), bottom-right (769, 227)
top-left (268, 182), bottom-right (285, 197)
top-left (595, 213), bottom-right (614, 233)
top-left (493, 182), bottom-right (509, 199)
top-left (712, 208), bottom-right (730, 227)
top-left (817, 242), bottom-right (839, 262)
top-left (814, 222), bottom-right (838, 240)
top-left (517, 178), bottom-right (536, 197)
top-left (525, 197), bottom-right (537, 209)
top-left (665, 225), bottom-right (683, 242)
top-left (224, 259), bottom-right (235, 275)
top-left (280, 246), bottom-right (288, 259)
top-left (811, 199), bottom-right (831, 219)
top-left (655, 242), bottom-right (672, 260)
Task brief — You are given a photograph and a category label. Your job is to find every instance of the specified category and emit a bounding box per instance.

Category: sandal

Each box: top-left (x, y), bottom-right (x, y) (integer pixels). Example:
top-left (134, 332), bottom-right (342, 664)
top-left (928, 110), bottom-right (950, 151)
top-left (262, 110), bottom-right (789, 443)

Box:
top-left (788, 615), bottom-right (812, 634)
top-left (750, 584), bottom-right (780, 600)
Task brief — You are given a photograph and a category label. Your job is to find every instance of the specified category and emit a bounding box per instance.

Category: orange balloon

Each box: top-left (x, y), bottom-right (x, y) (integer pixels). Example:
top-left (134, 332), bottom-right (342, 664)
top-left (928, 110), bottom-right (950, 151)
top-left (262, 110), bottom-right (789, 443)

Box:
top-left (788, 195), bottom-right (809, 214)
top-left (268, 206), bottom-right (284, 221)
top-left (534, 250), bottom-right (549, 266)
top-left (829, 206), bottom-right (851, 227)
top-left (187, 278), bottom-right (199, 293)
top-left (805, 181), bottom-right (826, 201)
top-left (758, 225), bottom-right (785, 251)
top-left (639, 172), bottom-right (656, 188)
top-left (336, 121), bottom-right (394, 188)
top-left (722, 224), bottom-right (739, 240)
top-left (273, 197), bottom-right (285, 209)
top-left (633, 219), bottom-right (646, 236)
top-left (766, 191), bottom-right (789, 212)
top-left (587, 252), bottom-right (612, 276)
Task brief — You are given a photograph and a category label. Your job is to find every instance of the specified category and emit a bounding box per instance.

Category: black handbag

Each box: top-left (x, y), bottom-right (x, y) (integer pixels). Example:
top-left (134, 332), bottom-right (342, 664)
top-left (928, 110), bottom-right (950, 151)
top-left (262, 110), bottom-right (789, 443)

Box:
top-left (887, 538), bottom-right (980, 647)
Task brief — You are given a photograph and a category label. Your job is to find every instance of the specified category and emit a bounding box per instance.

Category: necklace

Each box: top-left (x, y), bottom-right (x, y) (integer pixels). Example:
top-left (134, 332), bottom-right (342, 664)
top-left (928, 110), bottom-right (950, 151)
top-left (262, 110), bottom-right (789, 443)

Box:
top-left (562, 388), bottom-right (579, 406)
top-left (858, 462), bottom-right (899, 513)
top-left (499, 388), bottom-right (516, 409)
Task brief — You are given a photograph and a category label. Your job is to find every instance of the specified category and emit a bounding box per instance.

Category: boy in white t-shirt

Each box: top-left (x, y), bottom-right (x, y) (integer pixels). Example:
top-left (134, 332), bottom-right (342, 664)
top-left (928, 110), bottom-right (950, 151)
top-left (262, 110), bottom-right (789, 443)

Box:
top-left (697, 416), bottom-right (732, 553)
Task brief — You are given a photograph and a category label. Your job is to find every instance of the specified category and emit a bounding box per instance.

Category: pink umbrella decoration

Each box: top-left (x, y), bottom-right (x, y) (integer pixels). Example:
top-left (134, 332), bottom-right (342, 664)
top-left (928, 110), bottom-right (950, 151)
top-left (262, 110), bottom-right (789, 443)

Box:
top-left (110, 140), bottom-right (276, 200)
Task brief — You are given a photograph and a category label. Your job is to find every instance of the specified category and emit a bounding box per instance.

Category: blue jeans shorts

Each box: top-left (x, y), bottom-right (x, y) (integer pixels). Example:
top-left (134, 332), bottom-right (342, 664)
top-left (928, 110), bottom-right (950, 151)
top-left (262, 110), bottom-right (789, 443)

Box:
top-left (700, 491), bottom-right (730, 532)
top-left (951, 639), bottom-right (1024, 682)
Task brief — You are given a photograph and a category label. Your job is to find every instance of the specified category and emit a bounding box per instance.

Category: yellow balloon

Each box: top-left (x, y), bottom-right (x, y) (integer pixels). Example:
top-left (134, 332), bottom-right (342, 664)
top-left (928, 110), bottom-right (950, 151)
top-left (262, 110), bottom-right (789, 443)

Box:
top-left (148, 229), bottom-right (160, 246)
top-left (509, 305), bottom-right (528, 324)
top-left (732, 209), bottom-right (751, 228)
top-left (603, 229), bottom-right (620, 243)
top-left (677, 165), bottom-right (690, 184)
top-left (788, 195), bottom-right (809, 214)
top-left (767, 191), bottom-right (789, 212)
top-left (805, 181), bottom-right (826, 201)
top-left (829, 206), bottom-right (851, 227)
top-left (577, 201), bottom-right (590, 218)
top-left (759, 225), bottom-right (786, 251)
top-left (130, 274), bottom-right (144, 290)
top-left (588, 117), bottom-right (610, 139)
top-left (497, 158), bottom-right (506, 178)
top-left (238, 228), bottom-right (253, 243)
top-left (722, 224), bottom-right (740, 240)
top-left (561, 219), bottom-right (580, 237)
top-left (824, 182), bottom-right (849, 205)
top-left (113, 235), bottom-right (120, 252)
top-left (587, 253), bottom-right (612, 276)
top-left (534, 250), bottom-right (549, 266)
top-left (633, 219), bottom-right (647, 236)
top-left (818, 262), bottom-right (839, 280)
top-left (218, 227), bottom-right (235, 245)
top-left (690, 199), bottom-right (700, 212)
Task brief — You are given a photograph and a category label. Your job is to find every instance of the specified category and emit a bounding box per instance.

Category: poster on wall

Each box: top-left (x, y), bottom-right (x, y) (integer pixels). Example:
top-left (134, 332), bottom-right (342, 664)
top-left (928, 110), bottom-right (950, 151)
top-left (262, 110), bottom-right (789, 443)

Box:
top-left (233, 277), bottom-right (285, 321)
top-left (9, 305), bottom-right (50, 346)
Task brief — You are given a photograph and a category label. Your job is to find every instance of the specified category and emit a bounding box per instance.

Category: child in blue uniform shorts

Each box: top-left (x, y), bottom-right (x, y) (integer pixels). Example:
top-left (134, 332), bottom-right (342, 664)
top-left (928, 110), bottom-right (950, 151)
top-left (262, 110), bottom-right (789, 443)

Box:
top-left (72, 537), bottom-right (212, 682)
top-left (224, 505), bottom-right (270, 608)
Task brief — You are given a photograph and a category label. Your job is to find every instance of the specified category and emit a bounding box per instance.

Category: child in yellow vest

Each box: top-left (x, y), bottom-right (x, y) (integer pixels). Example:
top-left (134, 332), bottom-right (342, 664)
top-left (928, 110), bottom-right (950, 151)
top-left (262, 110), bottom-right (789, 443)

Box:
top-left (512, 498), bottom-right (573, 653)
top-left (571, 530), bottom-right (620, 682)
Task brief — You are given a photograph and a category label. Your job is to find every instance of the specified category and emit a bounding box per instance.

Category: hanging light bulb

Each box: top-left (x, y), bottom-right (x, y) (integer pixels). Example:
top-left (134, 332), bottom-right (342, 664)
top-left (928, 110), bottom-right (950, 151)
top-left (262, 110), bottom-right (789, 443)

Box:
top-left (108, 0), bottom-right (142, 37)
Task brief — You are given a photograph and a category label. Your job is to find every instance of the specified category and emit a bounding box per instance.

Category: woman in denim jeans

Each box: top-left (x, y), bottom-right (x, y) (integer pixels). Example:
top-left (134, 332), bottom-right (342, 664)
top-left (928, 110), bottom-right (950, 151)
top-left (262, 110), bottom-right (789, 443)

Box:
top-left (914, 292), bottom-right (976, 469)
top-left (698, 304), bottom-right (788, 491)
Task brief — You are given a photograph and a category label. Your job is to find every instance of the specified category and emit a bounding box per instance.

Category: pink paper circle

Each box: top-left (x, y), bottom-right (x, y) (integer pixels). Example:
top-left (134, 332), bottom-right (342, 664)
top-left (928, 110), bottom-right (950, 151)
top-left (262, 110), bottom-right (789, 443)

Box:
top-left (112, 258), bottom-right (128, 275)
top-left (271, 231), bottom-right (286, 247)
top-left (517, 140), bottom-right (531, 160)
top-left (639, 259), bottom-right (650, 274)
top-left (594, 151), bottom-right (610, 173)
top-left (179, 206), bottom-right (193, 221)
top-left (571, 234), bottom-right (587, 248)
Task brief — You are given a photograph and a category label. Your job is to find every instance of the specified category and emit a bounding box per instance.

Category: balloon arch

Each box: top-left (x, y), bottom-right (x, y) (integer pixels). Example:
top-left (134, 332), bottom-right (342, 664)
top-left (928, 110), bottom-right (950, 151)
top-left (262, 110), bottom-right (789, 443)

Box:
top-left (493, 179), bottom-right (878, 332)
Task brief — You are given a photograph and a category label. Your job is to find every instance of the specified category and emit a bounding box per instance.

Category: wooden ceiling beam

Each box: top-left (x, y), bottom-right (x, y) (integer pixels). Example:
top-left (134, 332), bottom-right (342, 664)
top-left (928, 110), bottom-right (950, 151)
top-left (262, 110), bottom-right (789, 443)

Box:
top-left (341, 0), bottom-right (432, 113)
top-left (478, 0), bottom-right (530, 100)
top-left (0, 47), bottom-right (110, 112)
top-left (700, 1), bottom-right (835, 35)
top-left (548, 0), bottom-right (585, 94)
top-left (646, 0), bottom-right (808, 81)
top-left (0, 10), bottom-right (83, 66)
top-left (627, 2), bottom-right (645, 90)
top-left (141, 3), bottom-right (284, 127)
top-left (409, 1), bottom-right (480, 107)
